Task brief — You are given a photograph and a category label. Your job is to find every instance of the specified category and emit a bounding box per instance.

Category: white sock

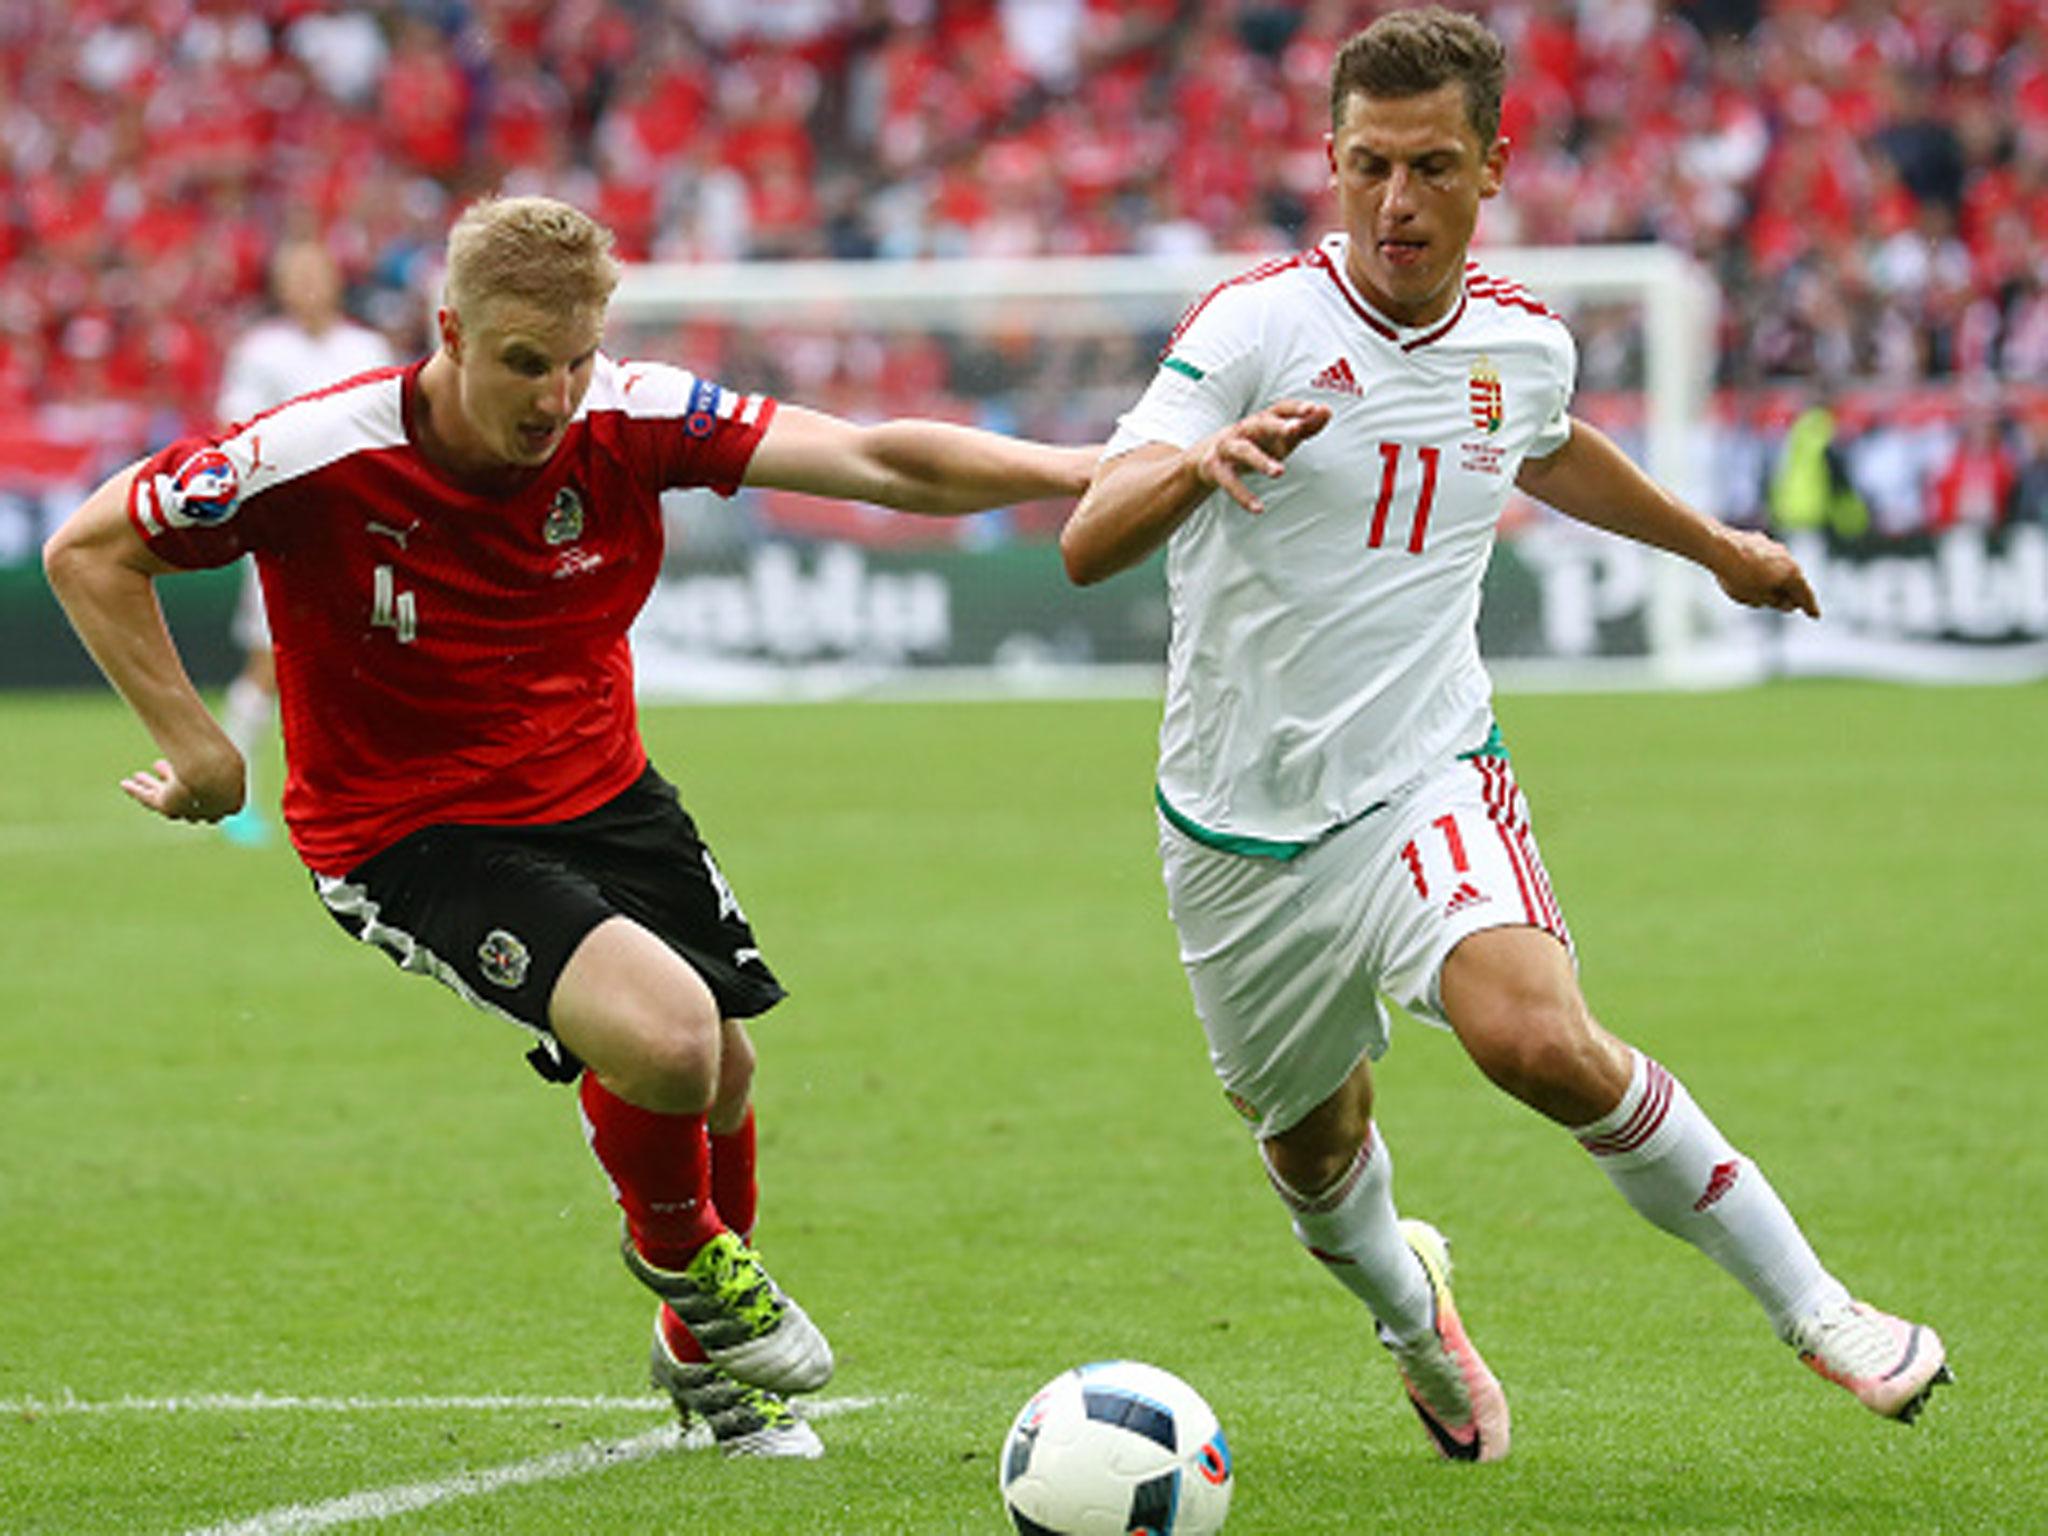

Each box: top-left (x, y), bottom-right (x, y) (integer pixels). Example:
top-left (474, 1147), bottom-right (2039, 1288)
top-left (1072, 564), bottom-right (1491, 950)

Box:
top-left (1263, 1124), bottom-right (1434, 1345)
top-left (220, 676), bottom-right (274, 768)
top-left (1575, 1050), bottom-right (1848, 1337)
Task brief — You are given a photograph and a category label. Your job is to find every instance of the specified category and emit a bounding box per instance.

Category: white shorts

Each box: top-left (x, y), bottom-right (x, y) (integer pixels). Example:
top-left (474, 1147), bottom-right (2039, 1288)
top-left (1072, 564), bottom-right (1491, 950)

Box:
top-left (1158, 749), bottom-right (1571, 1140)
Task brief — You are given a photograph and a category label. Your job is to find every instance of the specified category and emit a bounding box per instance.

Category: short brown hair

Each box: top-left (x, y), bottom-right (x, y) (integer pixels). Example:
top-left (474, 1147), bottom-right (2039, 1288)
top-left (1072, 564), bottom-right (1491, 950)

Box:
top-left (1329, 6), bottom-right (1507, 147)
top-left (443, 195), bottom-right (620, 323)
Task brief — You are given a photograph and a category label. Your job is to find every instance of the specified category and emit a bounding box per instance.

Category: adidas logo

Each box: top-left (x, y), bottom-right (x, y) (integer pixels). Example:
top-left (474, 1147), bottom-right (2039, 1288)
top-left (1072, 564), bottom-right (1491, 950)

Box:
top-left (1693, 1158), bottom-right (1742, 1212)
top-left (1309, 356), bottom-right (1363, 396)
top-left (1444, 881), bottom-right (1489, 917)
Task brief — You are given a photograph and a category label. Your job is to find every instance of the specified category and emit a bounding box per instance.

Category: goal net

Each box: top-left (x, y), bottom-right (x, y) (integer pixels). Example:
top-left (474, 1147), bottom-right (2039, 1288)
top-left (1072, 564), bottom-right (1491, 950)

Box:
top-left (607, 244), bottom-right (1736, 699)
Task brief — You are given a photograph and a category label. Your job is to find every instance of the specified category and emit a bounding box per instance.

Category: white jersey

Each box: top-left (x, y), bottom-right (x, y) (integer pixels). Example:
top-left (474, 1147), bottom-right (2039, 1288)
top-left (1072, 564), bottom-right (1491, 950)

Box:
top-left (217, 318), bottom-right (394, 424)
top-left (1106, 233), bottom-right (1577, 850)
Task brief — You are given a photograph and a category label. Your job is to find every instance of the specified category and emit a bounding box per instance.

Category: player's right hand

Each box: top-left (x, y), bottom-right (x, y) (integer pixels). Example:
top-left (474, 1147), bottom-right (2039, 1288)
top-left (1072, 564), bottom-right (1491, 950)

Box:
top-left (1713, 527), bottom-right (1822, 619)
top-left (1194, 399), bottom-right (1331, 515)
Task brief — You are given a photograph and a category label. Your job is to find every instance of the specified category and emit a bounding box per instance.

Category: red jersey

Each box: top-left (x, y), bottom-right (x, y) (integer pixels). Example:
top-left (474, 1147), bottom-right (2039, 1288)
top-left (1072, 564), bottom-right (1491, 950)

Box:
top-left (130, 355), bottom-right (776, 874)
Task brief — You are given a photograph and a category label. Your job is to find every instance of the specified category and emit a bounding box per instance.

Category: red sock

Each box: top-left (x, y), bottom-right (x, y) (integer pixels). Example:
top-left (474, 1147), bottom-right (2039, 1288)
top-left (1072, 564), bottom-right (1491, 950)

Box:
top-left (577, 1073), bottom-right (724, 1270)
top-left (659, 1304), bottom-right (709, 1363)
top-left (709, 1106), bottom-right (759, 1242)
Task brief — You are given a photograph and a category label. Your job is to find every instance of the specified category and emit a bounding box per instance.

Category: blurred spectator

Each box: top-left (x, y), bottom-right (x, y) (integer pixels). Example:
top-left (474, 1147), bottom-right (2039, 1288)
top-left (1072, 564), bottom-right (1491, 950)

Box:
top-left (285, 10), bottom-right (388, 104)
top-left (1677, 0), bottom-right (1763, 41)
top-left (1871, 69), bottom-right (1966, 211)
top-left (1927, 402), bottom-right (2019, 531)
top-left (2010, 416), bottom-right (2048, 526)
top-left (1768, 404), bottom-right (1870, 543)
top-left (380, 15), bottom-right (471, 181)
top-left (1842, 397), bottom-right (1954, 539)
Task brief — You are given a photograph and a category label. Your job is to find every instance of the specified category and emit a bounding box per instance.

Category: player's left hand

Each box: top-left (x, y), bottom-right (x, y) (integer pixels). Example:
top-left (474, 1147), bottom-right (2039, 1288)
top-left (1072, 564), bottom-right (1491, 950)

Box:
top-left (1713, 528), bottom-right (1820, 618)
top-left (1195, 398), bottom-right (1331, 515)
top-left (121, 755), bottom-right (245, 824)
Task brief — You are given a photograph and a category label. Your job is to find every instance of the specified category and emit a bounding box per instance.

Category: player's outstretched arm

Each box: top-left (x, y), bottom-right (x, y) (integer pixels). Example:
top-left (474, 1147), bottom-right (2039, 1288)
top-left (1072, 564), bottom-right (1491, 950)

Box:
top-left (1060, 398), bottom-right (1331, 586)
top-left (42, 462), bottom-right (246, 822)
top-left (744, 403), bottom-right (1097, 517)
top-left (1516, 416), bottom-right (1820, 618)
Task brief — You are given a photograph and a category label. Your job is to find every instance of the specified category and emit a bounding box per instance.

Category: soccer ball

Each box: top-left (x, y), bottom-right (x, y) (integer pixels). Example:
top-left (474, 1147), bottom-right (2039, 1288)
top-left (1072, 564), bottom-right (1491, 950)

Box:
top-left (998, 1360), bottom-right (1232, 1536)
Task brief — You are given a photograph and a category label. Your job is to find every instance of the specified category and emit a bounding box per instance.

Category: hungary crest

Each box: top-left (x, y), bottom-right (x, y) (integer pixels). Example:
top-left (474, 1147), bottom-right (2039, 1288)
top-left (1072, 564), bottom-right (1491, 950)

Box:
top-left (1468, 357), bottom-right (1504, 436)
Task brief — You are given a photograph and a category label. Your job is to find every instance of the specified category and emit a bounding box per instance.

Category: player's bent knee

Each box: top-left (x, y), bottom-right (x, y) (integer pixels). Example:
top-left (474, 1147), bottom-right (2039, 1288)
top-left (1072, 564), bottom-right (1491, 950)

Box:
top-left (551, 917), bottom-right (725, 1113)
top-left (598, 1021), bottom-right (720, 1114)
top-left (1462, 1003), bottom-right (1625, 1125)
top-left (1261, 1055), bottom-right (1375, 1196)
top-left (1264, 1137), bottom-right (1361, 1201)
top-left (1263, 1109), bottom-right (1369, 1199)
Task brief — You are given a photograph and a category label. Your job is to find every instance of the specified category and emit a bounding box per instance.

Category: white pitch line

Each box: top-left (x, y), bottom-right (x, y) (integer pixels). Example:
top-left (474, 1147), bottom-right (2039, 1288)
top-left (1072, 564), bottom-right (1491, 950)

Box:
top-left (0, 1392), bottom-right (887, 1536)
top-left (176, 1425), bottom-right (687, 1536)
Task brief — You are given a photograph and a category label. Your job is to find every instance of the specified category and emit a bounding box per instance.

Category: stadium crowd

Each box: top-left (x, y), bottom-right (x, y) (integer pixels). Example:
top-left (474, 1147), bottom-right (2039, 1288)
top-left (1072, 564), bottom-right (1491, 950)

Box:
top-left (4, 0), bottom-right (2047, 534)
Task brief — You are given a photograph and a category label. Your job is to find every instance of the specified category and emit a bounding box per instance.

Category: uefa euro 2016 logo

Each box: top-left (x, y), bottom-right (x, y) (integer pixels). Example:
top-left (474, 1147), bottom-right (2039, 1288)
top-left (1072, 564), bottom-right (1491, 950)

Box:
top-left (165, 447), bottom-right (241, 525)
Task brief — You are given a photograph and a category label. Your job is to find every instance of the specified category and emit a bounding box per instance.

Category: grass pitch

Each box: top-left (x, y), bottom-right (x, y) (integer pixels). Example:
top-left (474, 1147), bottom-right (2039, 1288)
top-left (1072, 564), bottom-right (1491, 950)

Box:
top-left (2, 682), bottom-right (2043, 1533)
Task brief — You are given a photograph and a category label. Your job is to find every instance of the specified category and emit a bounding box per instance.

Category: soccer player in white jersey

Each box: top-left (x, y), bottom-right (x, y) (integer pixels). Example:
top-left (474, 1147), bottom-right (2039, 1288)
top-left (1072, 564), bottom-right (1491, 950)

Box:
top-left (46, 195), bottom-right (1095, 1460)
top-left (1061, 6), bottom-right (1948, 1462)
top-left (212, 239), bottom-right (395, 847)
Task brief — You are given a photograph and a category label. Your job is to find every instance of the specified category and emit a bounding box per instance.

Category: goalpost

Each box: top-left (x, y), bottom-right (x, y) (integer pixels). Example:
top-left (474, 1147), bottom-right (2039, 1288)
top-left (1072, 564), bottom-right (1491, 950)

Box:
top-left (609, 245), bottom-right (1739, 698)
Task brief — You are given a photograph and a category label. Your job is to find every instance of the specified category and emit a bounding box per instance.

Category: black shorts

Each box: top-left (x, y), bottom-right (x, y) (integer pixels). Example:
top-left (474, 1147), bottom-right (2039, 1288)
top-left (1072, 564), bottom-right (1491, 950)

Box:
top-left (315, 766), bottom-right (786, 1083)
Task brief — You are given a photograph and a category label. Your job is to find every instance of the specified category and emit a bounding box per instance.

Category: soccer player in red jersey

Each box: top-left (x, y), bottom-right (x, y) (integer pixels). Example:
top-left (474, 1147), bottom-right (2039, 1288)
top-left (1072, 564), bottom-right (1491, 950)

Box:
top-left (45, 195), bottom-right (1096, 1458)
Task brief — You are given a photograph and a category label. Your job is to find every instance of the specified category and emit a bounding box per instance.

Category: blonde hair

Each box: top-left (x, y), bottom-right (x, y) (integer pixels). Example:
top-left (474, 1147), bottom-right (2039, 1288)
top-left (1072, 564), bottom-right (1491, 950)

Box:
top-left (442, 195), bottom-right (620, 324)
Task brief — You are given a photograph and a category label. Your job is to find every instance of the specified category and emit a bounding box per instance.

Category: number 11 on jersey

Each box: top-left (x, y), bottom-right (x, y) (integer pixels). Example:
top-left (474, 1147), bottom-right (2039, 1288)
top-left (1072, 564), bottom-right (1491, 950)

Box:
top-left (1367, 442), bottom-right (1440, 554)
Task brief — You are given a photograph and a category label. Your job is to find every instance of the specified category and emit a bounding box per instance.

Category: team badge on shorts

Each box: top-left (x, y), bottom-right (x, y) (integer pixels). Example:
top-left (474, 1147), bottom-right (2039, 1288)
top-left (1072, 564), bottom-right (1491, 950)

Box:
top-left (1224, 1090), bottom-right (1261, 1125)
top-left (478, 928), bottom-right (531, 989)
top-left (543, 486), bottom-right (585, 546)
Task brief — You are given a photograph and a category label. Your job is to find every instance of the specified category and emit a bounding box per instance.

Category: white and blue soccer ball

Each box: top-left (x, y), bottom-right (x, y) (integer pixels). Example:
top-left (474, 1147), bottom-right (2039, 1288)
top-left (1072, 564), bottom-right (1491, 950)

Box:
top-left (999, 1360), bottom-right (1233, 1536)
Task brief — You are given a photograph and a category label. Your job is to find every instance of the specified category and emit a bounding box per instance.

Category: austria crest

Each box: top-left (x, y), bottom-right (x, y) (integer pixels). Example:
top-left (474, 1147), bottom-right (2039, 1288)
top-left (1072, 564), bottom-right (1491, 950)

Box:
top-left (478, 928), bottom-right (531, 990)
top-left (543, 486), bottom-right (585, 546)
top-left (1468, 356), bottom-right (1504, 436)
